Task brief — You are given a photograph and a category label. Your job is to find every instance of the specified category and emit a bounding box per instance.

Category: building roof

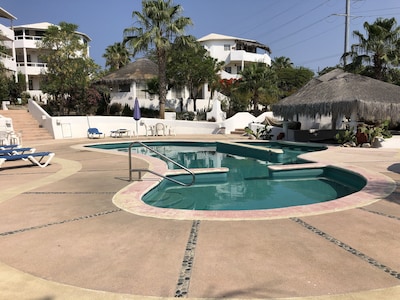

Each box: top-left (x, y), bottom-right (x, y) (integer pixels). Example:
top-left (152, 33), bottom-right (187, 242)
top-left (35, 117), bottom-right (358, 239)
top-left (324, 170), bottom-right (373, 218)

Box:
top-left (13, 22), bottom-right (91, 41)
top-left (0, 7), bottom-right (17, 20)
top-left (272, 69), bottom-right (400, 122)
top-left (99, 58), bottom-right (158, 84)
top-left (198, 33), bottom-right (271, 53)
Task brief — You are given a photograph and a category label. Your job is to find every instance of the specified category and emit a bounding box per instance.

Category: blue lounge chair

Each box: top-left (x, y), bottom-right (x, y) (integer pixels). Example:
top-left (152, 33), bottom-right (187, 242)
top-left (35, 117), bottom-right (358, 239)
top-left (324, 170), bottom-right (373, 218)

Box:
top-left (0, 147), bottom-right (36, 156)
top-left (0, 152), bottom-right (55, 168)
top-left (87, 128), bottom-right (105, 139)
top-left (0, 144), bottom-right (20, 150)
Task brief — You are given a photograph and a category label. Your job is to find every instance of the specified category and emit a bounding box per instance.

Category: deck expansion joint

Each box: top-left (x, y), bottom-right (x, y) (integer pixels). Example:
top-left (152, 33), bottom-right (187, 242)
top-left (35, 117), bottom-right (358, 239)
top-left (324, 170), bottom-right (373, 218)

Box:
top-left (0, 209), bottom-right (122, 237)
top-left (175, 220), bottom-right (201, 297)
top-left (291, 217), bottom-right (400, 280)
top-left (358, 207), bottom-right (400, 221)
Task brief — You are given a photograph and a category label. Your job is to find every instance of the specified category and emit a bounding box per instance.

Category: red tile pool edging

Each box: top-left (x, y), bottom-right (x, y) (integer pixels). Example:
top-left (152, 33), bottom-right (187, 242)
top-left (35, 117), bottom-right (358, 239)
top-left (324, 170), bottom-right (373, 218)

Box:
top-left (112, 152), bottom-right (396, 221)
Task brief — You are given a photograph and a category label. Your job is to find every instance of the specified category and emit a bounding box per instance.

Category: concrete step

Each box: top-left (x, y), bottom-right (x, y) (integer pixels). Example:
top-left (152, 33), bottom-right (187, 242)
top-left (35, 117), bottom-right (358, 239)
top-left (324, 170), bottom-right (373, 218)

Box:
top-left (0, 109), bottom-right (53, 142)
top-left (230, 128), bottom-right (246, 135)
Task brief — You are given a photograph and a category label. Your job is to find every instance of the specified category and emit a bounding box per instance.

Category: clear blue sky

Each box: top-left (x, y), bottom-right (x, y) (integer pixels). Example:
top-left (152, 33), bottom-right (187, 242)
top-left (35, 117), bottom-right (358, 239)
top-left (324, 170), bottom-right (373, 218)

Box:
top-left (2, 0), bottom-right (399, 73)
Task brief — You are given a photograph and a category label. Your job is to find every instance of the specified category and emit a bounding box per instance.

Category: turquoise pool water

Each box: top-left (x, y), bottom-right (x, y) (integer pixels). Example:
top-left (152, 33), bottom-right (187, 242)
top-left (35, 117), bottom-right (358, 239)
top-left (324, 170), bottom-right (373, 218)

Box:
top-left (87, 141), bottom-right (366, 211)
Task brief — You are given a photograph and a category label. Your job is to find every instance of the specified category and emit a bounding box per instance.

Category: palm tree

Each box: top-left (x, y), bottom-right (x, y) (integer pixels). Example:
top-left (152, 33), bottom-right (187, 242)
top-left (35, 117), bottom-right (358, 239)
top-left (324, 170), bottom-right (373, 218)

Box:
top-left (103, 42), bottom-right (130, 71)
top-left (271, 56), bottom-right (293, 70)
top-left (344, 18), bottom-right (400, 81)
top-left (124, 0), bottom-right (193, 119)
top-left (239, 62), bottom-right (279, 114)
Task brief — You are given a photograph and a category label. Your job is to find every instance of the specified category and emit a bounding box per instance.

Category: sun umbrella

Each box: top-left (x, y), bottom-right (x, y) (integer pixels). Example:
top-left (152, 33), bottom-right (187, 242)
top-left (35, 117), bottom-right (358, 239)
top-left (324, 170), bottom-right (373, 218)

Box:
top-left (133, 97), bottom-right (141, 136)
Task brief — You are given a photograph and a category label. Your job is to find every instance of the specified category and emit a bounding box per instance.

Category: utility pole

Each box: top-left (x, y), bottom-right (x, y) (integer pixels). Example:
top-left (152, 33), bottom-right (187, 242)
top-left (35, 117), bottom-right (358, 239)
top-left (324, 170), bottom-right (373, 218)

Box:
top-left (333, 0), bottom-right (351, 66)
top-left (343, 0), bottom-right (350, 66)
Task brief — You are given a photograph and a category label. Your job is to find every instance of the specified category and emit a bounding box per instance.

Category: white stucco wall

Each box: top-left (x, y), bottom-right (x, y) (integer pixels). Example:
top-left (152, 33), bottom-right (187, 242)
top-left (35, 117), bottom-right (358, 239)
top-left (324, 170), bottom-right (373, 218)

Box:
top-left (28, 99), bottom-right (256, 139)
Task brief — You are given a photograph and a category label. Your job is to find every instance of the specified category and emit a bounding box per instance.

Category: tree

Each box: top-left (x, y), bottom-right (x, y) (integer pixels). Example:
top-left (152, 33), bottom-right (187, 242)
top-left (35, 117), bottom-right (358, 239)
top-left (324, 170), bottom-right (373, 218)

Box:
top-left (275, 67), bottom-right (314, 98)
top-left (39, 22), bottom-right (100, 115)
top-left (167, 36), bottom-right (222, 111)
top-left (272, 56), bottom-right (294, 70)
top-left (103, 42), bottom-right (130, 71)
top-left (124, 0), bottom-right (193, 119)
top-left (344, 17), bottom-right (400, 81)
top-left (238, 62), bottom-right (279, 114)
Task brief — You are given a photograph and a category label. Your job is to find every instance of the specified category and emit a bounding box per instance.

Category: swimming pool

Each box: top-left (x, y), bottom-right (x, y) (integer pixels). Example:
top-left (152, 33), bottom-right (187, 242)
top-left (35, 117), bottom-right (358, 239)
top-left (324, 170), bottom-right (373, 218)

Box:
top-left (87, 141), bottom-right (366, 211)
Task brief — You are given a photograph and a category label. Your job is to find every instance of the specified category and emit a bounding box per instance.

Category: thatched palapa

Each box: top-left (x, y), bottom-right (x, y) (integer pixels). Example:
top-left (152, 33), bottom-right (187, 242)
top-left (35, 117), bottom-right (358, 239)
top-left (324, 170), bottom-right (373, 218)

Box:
top-left (99, 58), bottom-right (158, 84)
top-left (272, 69), bottom-right (400, 124)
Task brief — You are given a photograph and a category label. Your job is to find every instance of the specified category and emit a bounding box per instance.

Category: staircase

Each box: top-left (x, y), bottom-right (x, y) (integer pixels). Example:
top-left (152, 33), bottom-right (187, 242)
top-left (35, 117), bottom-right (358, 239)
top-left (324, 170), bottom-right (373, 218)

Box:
top-left (230, 128), bottom-right (246, 135)
top-left (0, 109), bottom-right (53, 143)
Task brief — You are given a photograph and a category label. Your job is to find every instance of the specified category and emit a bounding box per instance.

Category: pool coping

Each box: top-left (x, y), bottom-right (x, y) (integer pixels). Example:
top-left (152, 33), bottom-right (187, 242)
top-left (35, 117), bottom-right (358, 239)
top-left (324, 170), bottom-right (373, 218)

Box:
top-left (108, 143), bottom-right (396, 221)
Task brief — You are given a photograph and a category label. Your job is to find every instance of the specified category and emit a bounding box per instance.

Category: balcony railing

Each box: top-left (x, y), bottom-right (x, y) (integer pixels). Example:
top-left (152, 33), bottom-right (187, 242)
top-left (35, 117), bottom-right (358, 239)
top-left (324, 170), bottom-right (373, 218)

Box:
top-left (17, 62), bottom-right (47, 68)
top-left (15, 35), bottom-right (43, 41)
top-left (227, 50), bottom-right (271, 65)
top-left (0, 53), bottom-right (17, 71)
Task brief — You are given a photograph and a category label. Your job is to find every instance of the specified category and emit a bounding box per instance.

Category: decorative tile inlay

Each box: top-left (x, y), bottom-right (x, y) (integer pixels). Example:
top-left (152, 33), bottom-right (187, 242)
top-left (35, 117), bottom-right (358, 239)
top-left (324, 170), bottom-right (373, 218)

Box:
top-left (358, 207), bottom-right (400, 221)
top-left (0, 209), bottom-right (122, 236)
top-left (291, 217), bottom-right (400, 280)
top-left (175, 220), bottom-right (200, 297)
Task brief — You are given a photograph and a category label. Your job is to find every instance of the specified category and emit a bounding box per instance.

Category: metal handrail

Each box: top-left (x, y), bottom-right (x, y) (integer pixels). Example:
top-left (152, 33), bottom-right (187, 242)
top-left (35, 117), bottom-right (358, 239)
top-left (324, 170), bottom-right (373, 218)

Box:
top-left (128, 141), bottom-right (195, 186)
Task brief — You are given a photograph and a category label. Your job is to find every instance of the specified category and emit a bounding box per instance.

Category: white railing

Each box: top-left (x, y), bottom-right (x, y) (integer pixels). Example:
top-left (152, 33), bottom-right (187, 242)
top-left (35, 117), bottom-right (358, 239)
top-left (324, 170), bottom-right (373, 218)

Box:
top-left (15, 35), bottom-right (43, 41)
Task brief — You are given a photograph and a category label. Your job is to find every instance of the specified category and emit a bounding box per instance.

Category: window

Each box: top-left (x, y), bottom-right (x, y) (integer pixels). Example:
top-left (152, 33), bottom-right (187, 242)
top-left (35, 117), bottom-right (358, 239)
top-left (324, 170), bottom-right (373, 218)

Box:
top-left (236, 66), bottom-right (242, 73)
top-left (225, 66), bottom-right (232, 73)
top-left (118, 84), bottom-right (130, 92)
top-left (224, 44), bottom-right (230, 51)
top-left (136, 82), bottom-right (147, 98)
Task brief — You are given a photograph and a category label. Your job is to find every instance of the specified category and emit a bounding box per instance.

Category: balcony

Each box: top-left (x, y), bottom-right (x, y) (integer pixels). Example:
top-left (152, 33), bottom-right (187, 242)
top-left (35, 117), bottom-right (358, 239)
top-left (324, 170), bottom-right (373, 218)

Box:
top-left (0, 24), bottom-right (14, 41)
top-left (227, 50), bottom-right (271, 65)
top-left (0, 53), bottom-right (16, 72)
top-left (15, 35), bottom-right (43, 49)
top-left (17, 62), bottom-right (47, 75)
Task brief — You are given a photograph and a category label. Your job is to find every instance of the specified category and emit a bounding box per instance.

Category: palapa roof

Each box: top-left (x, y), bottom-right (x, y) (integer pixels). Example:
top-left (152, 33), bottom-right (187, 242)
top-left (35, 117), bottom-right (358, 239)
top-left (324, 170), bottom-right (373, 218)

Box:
top-left (99, 58), bottom-right (158, 84)
top-left (272, 69), bottom-right (400, 122)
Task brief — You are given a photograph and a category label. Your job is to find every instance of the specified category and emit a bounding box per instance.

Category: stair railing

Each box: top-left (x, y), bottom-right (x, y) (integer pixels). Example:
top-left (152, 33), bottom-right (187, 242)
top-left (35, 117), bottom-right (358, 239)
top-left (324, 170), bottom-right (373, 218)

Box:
top-left (128, 141), bottom-right (195, 186)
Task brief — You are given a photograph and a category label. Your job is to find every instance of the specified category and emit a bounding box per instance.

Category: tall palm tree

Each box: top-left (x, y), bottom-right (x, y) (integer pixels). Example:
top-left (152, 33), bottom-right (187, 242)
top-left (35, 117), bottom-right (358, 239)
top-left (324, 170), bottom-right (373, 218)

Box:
top-left (124, 0), bottom-right (193, 119)
top-left (102, 42), bottom-right (130, 71)
top-left (344, 18), bottom-right (400, 81)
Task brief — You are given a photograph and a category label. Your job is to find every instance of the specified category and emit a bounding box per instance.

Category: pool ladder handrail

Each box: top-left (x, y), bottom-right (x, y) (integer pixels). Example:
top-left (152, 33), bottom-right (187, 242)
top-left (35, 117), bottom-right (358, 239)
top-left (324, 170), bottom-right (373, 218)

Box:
top-left (128, 141), bottom-right (195, 186)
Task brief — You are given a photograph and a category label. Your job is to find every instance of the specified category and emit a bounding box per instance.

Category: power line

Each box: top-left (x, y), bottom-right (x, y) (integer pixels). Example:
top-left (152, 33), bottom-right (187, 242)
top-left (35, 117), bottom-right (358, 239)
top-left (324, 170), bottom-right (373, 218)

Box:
top-left (275, 23), bottom-right (343, 53)
top-left (238, 1), bottom-right (304, 37)
top-left (267, 0), bottom-right (331, 35)
top-left (268, 15), bottom-right (333, 45)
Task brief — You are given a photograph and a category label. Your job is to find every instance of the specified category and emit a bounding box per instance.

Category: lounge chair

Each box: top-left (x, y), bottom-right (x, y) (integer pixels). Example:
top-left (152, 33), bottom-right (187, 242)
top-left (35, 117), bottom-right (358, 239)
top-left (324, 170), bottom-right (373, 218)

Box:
top-left (0, 147), bottom-right (36, 156)
top-left (110, 128), bottom-right (130, 138)
top-left (0, 144), bottom-right (20, 150)
top-left (0, 151), bottom-right (55, 168)
top-left (87, 128), bottom-right (105, 139)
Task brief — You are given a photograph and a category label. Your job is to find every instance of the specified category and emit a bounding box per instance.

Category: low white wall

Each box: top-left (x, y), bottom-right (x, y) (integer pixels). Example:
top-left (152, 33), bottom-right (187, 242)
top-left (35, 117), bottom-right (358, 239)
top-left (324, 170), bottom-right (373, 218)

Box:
top-left (27, 99), bottom-right (261, 139)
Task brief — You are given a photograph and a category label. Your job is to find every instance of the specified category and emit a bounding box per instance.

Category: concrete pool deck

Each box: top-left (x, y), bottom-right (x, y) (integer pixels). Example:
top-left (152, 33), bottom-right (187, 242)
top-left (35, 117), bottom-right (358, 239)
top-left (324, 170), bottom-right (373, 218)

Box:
top-left (0, 135), bottom-right (400, 299)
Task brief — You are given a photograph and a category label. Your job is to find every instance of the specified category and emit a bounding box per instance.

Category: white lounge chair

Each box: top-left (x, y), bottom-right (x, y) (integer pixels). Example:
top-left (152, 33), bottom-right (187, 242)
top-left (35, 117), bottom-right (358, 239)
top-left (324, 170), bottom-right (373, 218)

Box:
top-left (0, 152), bottom-right (55, 168)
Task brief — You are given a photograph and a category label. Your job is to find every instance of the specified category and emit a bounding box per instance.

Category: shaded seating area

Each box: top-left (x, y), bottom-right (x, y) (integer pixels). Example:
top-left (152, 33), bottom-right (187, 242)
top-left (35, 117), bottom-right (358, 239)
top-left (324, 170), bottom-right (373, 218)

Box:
top-left (0, 151), bottom-right (55, 168)
top-left (87, 128), bottom-right (105, 139)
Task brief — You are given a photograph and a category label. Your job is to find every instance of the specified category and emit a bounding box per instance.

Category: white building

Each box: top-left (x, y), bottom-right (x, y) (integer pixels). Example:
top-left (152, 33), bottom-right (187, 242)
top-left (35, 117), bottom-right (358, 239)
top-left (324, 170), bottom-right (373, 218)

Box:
top-left (11, 21), bottom-right (91, 101)
top-left (0, 7), bottom-right (17, 77)
top-left (105, 33), bottom-right (272, 113)
top-left (197, 33), bottom-right (272, 80)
